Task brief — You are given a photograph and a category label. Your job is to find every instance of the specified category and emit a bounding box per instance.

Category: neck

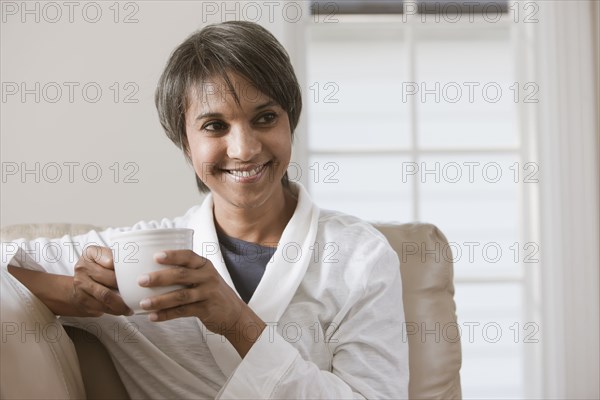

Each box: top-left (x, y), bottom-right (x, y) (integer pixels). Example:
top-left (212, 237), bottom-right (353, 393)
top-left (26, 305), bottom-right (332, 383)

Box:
top-left (213, 185), bottom-right (297, 246)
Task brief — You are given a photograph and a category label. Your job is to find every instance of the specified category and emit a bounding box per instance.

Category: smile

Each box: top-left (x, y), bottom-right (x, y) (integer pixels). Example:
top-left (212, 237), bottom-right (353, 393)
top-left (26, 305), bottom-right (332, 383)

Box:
top-left (223, 162), bottom-right (270, 182)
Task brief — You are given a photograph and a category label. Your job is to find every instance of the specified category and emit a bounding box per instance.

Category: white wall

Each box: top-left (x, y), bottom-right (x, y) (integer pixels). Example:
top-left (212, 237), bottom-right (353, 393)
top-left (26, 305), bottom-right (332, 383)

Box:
top-left (0, 1), bottom-right (307, 227)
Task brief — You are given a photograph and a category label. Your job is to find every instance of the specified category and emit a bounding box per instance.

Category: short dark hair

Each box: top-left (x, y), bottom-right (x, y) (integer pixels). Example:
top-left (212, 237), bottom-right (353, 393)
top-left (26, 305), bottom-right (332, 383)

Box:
top-left (155, 21), bottom-right (302, 193)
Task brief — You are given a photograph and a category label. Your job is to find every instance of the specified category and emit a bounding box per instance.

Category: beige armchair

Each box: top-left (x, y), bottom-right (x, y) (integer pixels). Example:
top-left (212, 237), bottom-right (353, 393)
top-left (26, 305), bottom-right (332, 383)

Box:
top-left (1, 223), bottom-right (461, 399)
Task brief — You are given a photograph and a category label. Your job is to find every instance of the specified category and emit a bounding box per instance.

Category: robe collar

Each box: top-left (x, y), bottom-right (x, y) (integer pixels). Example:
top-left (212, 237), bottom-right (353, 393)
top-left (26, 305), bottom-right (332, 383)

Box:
top-left (187, 182), bottom-right (320, 376)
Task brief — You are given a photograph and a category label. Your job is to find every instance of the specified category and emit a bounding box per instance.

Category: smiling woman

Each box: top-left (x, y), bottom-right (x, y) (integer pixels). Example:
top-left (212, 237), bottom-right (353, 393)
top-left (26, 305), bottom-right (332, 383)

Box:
top-left (4, 21), bottom-right (408, 399)
top-left (155, 21), bottom-right (302, 195)
top-left (183, 73), bottom-right (295, 236)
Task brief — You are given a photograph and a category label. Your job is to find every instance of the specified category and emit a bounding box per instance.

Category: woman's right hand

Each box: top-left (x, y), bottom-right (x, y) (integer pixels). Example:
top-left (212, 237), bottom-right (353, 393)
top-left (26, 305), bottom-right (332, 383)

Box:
top-left (8, 244), bottom-right (132, 317)
top-left (70, 245), bottom-right (133, 317)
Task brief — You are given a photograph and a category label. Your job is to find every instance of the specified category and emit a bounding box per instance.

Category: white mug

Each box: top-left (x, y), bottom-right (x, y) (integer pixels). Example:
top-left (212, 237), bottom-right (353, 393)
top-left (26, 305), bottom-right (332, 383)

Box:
top-left (110, 228), bottom-right (194, 314)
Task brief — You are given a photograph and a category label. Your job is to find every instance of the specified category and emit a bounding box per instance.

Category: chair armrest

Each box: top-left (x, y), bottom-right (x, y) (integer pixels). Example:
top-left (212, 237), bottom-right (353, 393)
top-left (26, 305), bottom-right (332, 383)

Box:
top-left (0, 267), bottom-right (86, 399)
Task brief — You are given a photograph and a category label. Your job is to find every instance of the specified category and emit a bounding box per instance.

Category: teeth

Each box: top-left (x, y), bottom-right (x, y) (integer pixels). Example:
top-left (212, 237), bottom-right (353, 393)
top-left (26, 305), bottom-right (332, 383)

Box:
top-left (228, 164), bottom-right (264, 178)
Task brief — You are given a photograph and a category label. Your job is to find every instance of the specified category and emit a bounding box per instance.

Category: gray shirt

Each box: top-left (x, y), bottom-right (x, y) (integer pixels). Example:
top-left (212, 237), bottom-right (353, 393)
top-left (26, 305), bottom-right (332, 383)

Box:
top-left (217, 231), bottom-right (276, 303)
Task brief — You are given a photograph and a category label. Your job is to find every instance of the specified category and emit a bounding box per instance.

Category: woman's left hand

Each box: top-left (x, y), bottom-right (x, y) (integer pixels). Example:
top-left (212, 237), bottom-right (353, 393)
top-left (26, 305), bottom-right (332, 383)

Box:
top-left (137, 250), bottom-right (265, 356)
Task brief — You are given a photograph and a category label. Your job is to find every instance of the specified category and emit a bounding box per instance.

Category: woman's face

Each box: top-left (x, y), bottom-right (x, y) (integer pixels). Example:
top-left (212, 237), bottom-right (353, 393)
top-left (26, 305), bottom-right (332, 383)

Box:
top-left (184, 73), bottom-right (292, 211)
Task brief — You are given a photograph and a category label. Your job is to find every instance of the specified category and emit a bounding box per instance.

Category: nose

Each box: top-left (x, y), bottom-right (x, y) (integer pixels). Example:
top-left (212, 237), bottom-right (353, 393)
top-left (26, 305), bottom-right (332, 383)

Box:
top-left (226, 124), bottom-right (262, 162)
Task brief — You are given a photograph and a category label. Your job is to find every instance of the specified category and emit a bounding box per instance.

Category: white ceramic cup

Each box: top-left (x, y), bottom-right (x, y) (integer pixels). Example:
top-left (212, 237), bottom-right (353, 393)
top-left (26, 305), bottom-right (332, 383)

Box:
top-left (110, 228), bottom-right (194, 314)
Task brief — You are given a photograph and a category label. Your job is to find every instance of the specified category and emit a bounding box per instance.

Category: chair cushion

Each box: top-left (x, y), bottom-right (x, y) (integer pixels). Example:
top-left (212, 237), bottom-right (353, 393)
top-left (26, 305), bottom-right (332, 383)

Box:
top-left (374, 223), bottom-right (462, 399)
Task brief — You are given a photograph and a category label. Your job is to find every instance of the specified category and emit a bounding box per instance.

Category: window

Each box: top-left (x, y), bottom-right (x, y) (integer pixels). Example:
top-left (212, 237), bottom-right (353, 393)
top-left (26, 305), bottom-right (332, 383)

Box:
top-left (306, 3), bottom-right (539, 398)
top-left (310, 0), bottom-right (509, 15)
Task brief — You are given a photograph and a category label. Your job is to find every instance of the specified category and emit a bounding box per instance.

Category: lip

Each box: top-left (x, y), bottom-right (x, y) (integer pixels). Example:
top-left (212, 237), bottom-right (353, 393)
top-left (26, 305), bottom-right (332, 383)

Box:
top-left (223, 162), bottom-right (267, 173)
top-left (223, 162), bottom-right (270, 184)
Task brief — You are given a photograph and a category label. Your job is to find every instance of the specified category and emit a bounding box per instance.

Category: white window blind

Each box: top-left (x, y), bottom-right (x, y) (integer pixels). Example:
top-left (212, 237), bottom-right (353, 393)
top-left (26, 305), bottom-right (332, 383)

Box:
top-left (306, 11), bottom-right (538, 399)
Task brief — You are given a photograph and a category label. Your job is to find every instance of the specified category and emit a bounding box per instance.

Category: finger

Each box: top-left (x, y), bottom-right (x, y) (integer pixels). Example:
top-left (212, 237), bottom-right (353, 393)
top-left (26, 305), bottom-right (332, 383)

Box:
top-left (72, 290), bottom-right (105, 317)
top-left (74, 256), bottom-right (118, 290)
top-left (147, 303), bottom-right (202, 323)
top-left (153, 249), bottom-right (209, 270)
top-left (82, 245), bottom-right (114, 270)
top-left (139, 265), bottom-right (209, 288)
top-left (87, 263), bottom-right (119, 289)
top-left (139, 287), bottom-right (206, 311)
top-left (74, 289), bottom-right (132, 317)
top-left (74, 276), bottom-right (132, 315)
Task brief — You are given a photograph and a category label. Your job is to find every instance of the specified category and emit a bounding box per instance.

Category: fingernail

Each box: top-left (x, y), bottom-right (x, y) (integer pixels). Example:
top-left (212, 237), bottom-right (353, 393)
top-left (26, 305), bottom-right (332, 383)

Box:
top-left (154, 252), bottom-right (167, 261)
top-left (139, 298), bottom-right (151, 309)
top-left (137, 274), bottom-right (149, 286)
top-left (148, 312), bottom-right (158, 322)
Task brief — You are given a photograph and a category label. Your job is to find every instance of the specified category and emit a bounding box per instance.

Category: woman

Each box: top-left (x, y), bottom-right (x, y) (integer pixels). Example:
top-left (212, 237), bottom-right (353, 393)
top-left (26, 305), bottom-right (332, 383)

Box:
top-left (4, 21), bottom-right (408, 399)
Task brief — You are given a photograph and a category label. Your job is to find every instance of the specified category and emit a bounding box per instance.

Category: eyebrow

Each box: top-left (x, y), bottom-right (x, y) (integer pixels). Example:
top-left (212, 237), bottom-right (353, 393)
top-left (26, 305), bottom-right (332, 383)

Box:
top-left (194, 100), bottom-right (278, 122)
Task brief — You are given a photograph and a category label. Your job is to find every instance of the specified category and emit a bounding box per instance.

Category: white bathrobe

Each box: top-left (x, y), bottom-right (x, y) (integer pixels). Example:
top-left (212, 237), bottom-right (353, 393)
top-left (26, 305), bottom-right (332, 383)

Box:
top-left (1, 182), bottom-right (409, 399)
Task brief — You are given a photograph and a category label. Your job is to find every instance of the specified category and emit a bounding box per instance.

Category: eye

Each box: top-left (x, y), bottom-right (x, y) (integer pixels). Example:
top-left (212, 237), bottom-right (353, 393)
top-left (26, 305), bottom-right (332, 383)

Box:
top-left (255, 112), bottom-right (278, 125)
top-left (202, 120), bottom-right (228, 133)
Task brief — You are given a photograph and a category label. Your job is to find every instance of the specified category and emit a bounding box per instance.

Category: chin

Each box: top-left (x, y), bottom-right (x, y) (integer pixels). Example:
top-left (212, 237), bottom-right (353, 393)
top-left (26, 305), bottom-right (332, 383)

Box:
top-left (228, 195), bottom-right (271, 211)
top-left (211, 185), bottom-right (265, 206)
